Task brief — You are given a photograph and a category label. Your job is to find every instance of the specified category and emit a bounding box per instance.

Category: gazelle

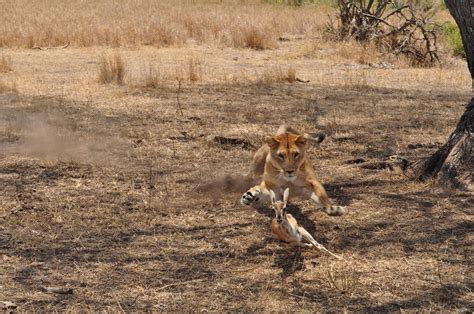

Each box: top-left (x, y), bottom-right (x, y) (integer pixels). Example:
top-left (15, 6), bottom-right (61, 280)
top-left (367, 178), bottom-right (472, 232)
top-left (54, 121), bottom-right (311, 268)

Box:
top-left (270, 188), bottom-right (343, 260)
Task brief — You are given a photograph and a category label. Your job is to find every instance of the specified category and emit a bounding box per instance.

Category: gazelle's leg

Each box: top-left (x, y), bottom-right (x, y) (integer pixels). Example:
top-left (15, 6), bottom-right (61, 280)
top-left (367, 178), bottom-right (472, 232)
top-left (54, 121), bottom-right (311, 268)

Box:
top-left (296, 242), bottom-right (312, 248)
top-left (240, 181), bottom-right (271, 205)
top-left (308, 180), bottom-right (347, 216)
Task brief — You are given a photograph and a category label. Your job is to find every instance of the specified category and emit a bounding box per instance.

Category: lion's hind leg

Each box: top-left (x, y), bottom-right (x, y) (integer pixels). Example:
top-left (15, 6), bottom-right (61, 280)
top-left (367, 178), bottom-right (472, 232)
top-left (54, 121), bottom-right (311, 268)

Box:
top-left (309, 181), bottom-right (347, 216)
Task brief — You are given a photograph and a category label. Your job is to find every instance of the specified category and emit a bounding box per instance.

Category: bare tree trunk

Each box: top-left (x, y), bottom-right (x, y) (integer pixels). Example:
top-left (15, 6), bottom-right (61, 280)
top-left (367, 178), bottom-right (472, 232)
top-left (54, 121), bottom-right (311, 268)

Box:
top-left (408, 0), bottom-right (474, 191)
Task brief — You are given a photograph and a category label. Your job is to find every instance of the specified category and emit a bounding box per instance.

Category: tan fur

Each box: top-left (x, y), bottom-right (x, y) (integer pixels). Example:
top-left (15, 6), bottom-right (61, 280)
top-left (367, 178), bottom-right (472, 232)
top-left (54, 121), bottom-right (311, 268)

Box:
top-left (241, 125), bottom-right (346, 216)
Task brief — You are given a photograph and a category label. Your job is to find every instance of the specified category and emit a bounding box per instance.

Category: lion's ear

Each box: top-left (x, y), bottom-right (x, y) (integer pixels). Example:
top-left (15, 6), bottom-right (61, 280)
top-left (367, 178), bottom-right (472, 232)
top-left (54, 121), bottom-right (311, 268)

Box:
top-left (295, 135), bottom-right (307, 146)
top-left (265, 136), bottom-right (280, 148)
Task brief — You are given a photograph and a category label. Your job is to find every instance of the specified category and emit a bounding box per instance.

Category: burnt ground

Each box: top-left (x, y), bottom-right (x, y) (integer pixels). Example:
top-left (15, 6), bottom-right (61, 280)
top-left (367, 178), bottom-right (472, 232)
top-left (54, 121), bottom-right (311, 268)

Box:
top-left (1, 84), bottom-right (473, 311)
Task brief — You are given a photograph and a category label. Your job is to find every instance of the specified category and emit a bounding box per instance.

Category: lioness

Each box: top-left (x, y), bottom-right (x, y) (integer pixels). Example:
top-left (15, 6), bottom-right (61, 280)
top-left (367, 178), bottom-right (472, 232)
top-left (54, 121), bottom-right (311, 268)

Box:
top-left (240, 125), bottom-right (346, 216)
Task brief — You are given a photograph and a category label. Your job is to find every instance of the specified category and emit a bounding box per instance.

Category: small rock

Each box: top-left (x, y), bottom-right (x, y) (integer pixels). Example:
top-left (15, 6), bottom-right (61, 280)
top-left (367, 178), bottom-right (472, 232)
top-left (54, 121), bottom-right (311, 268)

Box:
top-left (1, 301), bottom-right (17, 309)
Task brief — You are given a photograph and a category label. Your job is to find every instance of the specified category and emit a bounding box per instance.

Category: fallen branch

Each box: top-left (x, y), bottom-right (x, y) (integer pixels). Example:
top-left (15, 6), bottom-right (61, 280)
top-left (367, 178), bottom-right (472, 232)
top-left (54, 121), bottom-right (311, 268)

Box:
top-left (40, 285), bottom-right (73, 294)
top-left (31, 42), bottom-right (70, 50)
top-left (296, 78), bottom-right (310, 83)
top-left (212, 136), bottom-right (256, 150)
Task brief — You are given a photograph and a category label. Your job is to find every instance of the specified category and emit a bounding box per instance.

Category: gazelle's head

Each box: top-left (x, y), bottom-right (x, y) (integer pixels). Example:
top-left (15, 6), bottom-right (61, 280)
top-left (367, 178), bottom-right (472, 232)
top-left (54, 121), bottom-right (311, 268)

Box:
top-left (270, 188), bottom-right (290, 225)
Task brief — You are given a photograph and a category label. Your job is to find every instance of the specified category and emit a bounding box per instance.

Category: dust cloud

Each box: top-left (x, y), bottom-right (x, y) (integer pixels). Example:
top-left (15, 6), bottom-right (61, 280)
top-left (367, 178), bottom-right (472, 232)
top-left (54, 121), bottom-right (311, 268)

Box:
top-left (197, 173), bottom-right (257, 196)
top-left (1, 110), bottom-right (130, 165)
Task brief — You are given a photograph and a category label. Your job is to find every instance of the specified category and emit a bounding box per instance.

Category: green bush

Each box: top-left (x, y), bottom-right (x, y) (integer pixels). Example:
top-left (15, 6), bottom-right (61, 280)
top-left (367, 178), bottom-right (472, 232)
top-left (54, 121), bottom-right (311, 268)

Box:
top-left (412, 0), bottom-right (445, 10)
top-left (442, 22), bottom-right (465, 57)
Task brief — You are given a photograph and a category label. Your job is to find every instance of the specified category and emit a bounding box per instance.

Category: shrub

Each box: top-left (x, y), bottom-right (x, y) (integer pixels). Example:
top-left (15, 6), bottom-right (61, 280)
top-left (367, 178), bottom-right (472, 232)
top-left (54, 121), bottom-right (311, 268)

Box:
top-left (256, 66), bottom-right (297, 86)
top-left (442, 22), bottom-right (465, 57)
top-left (328, 0), bottom-right (442, 66)
top-left (241, 26), bottom-right (274, 50)
top-left (98, 53), bottom-right (126, 85)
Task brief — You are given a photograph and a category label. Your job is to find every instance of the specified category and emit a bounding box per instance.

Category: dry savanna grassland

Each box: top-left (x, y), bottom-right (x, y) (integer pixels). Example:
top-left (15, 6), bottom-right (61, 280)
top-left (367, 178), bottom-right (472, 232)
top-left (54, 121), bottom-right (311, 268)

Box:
top-left (0, 0), bottom-right (473, 311)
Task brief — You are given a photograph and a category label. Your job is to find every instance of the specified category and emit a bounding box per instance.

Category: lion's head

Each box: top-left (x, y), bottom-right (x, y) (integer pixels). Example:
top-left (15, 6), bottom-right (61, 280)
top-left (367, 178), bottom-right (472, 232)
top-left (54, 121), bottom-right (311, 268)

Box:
top-left (266, 133), bottom-right (307, 181)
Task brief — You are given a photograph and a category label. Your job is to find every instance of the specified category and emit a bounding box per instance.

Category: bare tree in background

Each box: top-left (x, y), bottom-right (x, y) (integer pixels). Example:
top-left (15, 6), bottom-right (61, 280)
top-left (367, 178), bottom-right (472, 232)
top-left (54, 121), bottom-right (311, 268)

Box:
top-left (408, 0), bottom-right (474, 190)
top-left (332, 0), bottom-right (441, 65)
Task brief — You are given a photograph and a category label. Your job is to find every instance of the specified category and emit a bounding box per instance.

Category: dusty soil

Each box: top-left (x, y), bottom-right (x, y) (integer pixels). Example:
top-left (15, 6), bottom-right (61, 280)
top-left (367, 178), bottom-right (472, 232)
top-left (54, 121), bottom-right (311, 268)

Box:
top-left (1, 41), bottom-right (473, 311)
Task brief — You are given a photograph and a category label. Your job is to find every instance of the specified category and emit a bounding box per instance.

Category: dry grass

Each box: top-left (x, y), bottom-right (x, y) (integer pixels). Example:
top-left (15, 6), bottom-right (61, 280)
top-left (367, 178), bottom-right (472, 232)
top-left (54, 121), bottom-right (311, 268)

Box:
top-left (256, 66), bottom-right (297, 85)
top-left (0, 0), bottom-right (329, 49)
top-left (131, 59), bottom-right (300, 88)
top-left (240, 26), bottom-right (276, 50)
top-left (0, 53), bottom-right (13, 73)
top-left (132, 57), bottom-right (204, 88)
top-left (0, 1), bottom-right (472, 312)
top-left (98, 52), bottom-right (126, 85)
top-left (337, 41), bottom-right (382, 65)
top-left (1, 84), bottom-right (471, 312)
top-left (0, 78), bottom-right (17, 93)
top-left (326, 265), bottom-right (360, 293)
top-left (140, 63), bottom-right (164, 89)
top-left (186, 57), bottom-right (203, 82)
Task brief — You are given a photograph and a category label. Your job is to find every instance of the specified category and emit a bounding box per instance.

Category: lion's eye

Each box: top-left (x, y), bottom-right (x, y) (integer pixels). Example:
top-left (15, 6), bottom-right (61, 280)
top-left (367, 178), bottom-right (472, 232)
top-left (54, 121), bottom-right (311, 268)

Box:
top-left (294, 152), bottom-right (300, 158)
top-left (277, 153), bottom-right (285, 160)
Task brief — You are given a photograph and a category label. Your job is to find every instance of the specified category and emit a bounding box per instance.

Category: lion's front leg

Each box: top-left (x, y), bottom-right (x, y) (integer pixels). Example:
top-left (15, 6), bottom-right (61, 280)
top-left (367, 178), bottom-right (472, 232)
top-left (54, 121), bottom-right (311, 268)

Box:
top-left (308, 180), bottom-right (347, 216)
top-left (240, 182), bottom-right (271, 205)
